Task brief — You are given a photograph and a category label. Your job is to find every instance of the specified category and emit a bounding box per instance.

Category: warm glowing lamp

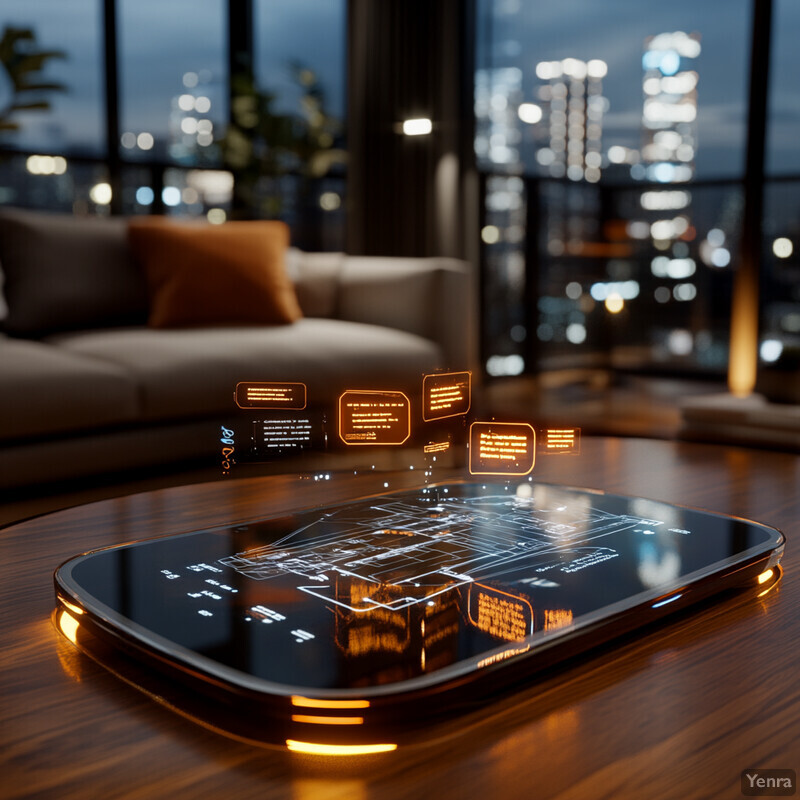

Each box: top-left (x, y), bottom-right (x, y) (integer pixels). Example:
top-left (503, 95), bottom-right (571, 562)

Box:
top-left (728, 260), bottom-right (759, 397)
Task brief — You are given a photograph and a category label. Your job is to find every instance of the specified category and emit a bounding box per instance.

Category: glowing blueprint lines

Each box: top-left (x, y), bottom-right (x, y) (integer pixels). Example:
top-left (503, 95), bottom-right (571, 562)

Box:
top-left (219, 492), bottom-right (655, 613)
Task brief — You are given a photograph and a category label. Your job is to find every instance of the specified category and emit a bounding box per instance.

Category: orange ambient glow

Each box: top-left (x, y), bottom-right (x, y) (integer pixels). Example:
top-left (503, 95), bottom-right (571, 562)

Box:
top-left (422, 371), bottom-right (472, 421)
top-left (468, 421), bottom-right (535, 476)
top-left (291, 715), bottom-right (365, 726)
top-left (542, 427), bottom-right (581, 454)
top-left (338, 390), bottom-right (411, 446)
top-left (285, 740), bottom-right (397, 756)
top-left (291, 696), bottom-right (371, 709)
top-left (234, 381), bottom-right (307, 410)
top-left (58, 610), bottom-right (80, 644)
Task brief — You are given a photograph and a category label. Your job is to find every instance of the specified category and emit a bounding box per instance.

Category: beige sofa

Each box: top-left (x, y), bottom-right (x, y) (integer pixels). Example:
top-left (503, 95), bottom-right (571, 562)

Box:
top-left (0, 209), bottom-right (476, 489)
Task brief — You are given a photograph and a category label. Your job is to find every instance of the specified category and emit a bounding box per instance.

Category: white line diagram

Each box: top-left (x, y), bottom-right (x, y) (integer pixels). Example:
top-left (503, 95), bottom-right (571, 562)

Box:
top-left (219, 491), bottom-right (662, 614)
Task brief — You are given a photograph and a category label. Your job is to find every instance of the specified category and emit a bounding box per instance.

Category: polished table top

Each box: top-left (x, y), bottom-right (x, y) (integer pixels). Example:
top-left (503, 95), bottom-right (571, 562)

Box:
top-left (2, 437), bottom-right (798, 799)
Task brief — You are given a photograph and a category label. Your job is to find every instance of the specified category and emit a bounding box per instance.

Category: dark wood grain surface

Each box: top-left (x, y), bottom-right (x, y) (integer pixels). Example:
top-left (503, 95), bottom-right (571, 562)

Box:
top-left (2, 437), bottom-right (798, 800)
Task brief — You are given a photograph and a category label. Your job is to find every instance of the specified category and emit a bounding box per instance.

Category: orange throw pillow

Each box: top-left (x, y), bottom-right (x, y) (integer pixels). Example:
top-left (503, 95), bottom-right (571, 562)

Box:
top-left (128, 218), bottom-right (302, 328)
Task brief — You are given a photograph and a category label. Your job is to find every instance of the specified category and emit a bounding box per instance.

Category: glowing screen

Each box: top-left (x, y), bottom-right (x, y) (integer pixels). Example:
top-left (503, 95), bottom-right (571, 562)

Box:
top-left (469, 422), bottom-right (536, 476)
top-left (256, 419), bottom-right (313, 452)
top-left (57, 481), bottom-right (782, 693)
top-left (235, 382), bottom-right (307, 410)
top-left (540, 428), bottom-right (581, 455)
top-left (422, 372), bottom-right (471, 421)
top-left (338, 390), bottom-right (411, 446)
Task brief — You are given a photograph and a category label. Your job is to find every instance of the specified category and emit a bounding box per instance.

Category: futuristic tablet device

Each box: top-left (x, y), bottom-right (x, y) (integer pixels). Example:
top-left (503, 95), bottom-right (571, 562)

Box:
top-left (54, 480), bottom-right (784, 752)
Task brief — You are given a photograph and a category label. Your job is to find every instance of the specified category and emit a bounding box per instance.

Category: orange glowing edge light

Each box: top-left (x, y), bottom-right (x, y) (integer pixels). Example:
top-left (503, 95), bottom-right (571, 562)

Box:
top-left (422, 371), bottom-right (472, 422)
top-left (291, 714), bottom-right (364, 725)
top-left (58, 596), bottom-right (85, 616)
top-left (756, 566), bottom-right (783, 597)
top-left (58, 608), bottom-right (80, 644)
top-left (291, 695), bottom-right (370, 709)
top-left (285, 740), bottom-right (398, 756)
top-left (468, 421), bottom-right (536, 476)
top-left (337, 390), bottom-right (411, 446)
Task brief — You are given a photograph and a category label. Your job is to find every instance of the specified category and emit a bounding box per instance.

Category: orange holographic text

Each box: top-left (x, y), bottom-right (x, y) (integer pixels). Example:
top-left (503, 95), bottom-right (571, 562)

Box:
top-left (234, 382), bottom-right (307, 410)
top-left (468, 585), bottom-right (533, 642)
top-left (543, 609), bottom-right (574, 632)
top-left (422, 371), bottom-right (472, 421)
top-left (469, 421), bottom-right (535, 476)
top-left (423, 441), bottom-right (451, 454)
top-left (338, 391), bottom-right (411, 446)
top-left (541, 427), bottom-right (581, 454)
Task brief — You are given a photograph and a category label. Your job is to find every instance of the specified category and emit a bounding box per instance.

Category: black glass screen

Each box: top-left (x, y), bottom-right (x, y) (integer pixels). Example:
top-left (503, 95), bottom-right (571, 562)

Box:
top-left (59, 481), bottom-right (782, 691)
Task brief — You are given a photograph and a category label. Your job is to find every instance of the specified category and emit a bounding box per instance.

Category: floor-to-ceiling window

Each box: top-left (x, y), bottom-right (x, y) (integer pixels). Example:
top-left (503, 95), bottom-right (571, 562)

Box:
top-left (476, 0), bottom-right (794, 379)
top-left (0, 0), bottom-right (346, 250)
top-left (762, 0), bottom-right (800, 370)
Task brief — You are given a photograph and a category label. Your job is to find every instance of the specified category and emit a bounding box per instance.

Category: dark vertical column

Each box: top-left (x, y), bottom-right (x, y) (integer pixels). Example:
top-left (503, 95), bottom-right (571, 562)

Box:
top-left (728, 0), bottom-right (773, 395)
top-left (102, 0), bottom-right (122, 215)
top-left (478, 171), bottom-right (489, 366)
top-left (346, 0), bottom-right (477, 259)
top-left (524, 177), bottom-right (541, 374)
top-left (228, 0), bottom-right (254, 217)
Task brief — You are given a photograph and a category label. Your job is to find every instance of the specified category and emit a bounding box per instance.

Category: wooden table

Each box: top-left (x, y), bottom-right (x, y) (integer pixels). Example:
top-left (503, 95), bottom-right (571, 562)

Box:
top-left (2, 437), bottom-right (798, 800)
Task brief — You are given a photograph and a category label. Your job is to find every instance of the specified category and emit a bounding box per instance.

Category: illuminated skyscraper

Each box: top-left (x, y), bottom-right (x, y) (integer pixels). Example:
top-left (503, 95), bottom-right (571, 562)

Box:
top-left (533, 58), bottom-right (608, 183)
top-left (641, 31), bottom-right (701, 184)
top-left (639, 32), bottom-right (703, 357)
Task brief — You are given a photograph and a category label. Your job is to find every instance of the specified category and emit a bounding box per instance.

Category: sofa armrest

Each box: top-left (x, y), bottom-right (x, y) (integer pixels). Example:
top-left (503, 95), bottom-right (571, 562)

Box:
top-left (336, 256), bottom-right (478, 372)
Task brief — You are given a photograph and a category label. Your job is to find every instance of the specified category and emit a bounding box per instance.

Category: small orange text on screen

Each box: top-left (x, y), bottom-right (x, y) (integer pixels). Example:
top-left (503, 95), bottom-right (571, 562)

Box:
top-left (235, 382), bottom-right (307, 410)
top-left (468, 585), bottom-right (533, 642)
top-left (338, 390), bottom-right (411, 446)
top-left (422, 371), bottom-right (471, 421)
top-left (469, 421), bottom-right (536, 475)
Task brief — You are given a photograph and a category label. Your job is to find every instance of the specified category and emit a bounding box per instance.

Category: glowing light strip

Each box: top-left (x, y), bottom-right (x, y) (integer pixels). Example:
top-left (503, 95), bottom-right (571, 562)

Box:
top-left (757, 568), bottom-right (774, 585)
top-left (286, 740), bottom-right (397, 756)
top-left (58, 597), bottom-right (85, 616)
top-left (652, 593), bottom-right (683, 609)
top-left (291, 714), bottom-right (364, 726)
top-left (58, 610), bottom-right (80, 644)
top-left (291, 696), bottom-right (370, 709)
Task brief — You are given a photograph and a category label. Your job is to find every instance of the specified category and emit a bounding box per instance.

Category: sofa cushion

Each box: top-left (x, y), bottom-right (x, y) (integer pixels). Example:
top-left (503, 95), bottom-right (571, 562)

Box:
top-left (288, 249), bottom-right (344, 318)
top-left (0, 337), bottom-right (140, 440)
top-left (0, 209), bottom-right (149, 336)
top-left (47, 319), bottom-right (441, 421)
top-left (128, 218), bottom-right (303, 328)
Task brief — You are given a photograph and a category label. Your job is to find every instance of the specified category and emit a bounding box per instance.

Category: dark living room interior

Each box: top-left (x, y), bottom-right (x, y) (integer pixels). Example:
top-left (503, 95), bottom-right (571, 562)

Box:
top-left (0, 0), bottom-right (799, 513)
top-left (1, 1), bottom-right (799, 798)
